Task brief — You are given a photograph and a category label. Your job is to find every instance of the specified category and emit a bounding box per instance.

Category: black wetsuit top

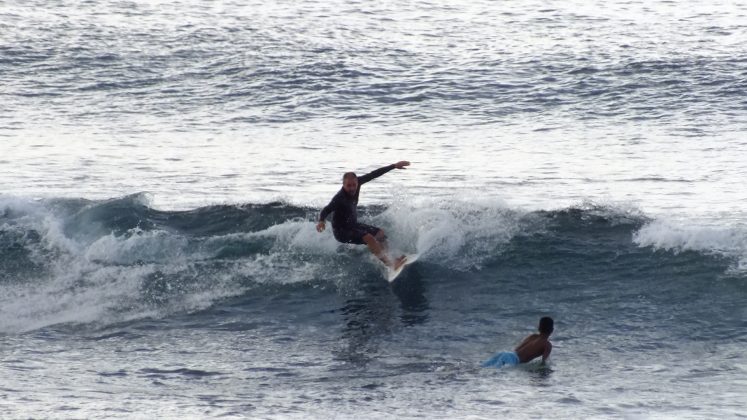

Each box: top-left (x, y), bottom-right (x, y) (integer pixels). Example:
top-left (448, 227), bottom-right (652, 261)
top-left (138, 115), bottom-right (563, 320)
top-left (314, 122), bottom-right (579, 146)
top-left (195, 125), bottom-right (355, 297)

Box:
top-left (319, 164), bottom-right (395, 243)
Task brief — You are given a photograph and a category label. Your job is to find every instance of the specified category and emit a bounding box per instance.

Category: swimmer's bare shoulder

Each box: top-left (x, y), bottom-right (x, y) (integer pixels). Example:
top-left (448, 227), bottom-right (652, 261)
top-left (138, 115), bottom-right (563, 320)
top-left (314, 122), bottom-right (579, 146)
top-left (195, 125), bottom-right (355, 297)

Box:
top-left (515, 333), bottom-right (552, 364)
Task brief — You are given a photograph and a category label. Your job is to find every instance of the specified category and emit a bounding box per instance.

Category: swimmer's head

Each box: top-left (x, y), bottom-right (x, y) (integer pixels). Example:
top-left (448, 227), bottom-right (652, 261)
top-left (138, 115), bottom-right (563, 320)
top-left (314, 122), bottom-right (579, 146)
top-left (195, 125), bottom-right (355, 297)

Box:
top-left (342, 172), bottom-right (358, 195)
top-left (539, 317), bottom-right (554, 335)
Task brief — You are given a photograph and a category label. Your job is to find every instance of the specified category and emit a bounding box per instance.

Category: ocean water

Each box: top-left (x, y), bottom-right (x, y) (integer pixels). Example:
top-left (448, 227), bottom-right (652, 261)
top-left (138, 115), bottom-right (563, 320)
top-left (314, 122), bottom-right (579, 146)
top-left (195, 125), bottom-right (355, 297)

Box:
top-left (2, 1), bottom-right (747, 418)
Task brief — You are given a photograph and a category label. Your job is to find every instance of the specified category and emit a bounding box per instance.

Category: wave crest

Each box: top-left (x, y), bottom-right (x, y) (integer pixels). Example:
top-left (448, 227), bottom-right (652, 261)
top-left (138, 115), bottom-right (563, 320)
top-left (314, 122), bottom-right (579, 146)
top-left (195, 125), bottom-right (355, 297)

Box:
top-left (1, 194), bottom-right (741, 333)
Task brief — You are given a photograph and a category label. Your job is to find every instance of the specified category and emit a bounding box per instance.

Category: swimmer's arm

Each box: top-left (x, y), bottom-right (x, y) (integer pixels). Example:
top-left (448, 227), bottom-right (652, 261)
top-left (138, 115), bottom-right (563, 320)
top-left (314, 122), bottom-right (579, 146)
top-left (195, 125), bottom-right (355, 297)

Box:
top-left (541, 342), bottom-right (552, 365)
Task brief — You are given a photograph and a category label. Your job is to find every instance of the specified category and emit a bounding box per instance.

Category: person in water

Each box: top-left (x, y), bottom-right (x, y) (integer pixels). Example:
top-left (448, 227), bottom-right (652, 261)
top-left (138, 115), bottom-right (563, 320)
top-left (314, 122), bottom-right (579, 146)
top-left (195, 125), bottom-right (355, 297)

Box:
top-left (316, 161), bottom-right (410, 270)
top-left (482, 316), bottom-right (554, 368)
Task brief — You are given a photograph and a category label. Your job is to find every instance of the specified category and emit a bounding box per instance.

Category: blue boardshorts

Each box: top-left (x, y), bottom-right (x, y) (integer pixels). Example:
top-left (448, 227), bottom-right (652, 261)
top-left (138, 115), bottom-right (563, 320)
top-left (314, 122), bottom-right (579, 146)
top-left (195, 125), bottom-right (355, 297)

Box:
top-left (481, 351), bottom-right (520, 368)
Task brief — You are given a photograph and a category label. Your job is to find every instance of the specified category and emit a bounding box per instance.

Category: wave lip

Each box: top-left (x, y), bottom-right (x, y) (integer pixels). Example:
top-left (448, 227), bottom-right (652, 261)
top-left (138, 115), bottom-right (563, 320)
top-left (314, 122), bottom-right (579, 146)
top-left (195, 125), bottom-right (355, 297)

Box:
top-left (633, 219), bottom-right (747, 270)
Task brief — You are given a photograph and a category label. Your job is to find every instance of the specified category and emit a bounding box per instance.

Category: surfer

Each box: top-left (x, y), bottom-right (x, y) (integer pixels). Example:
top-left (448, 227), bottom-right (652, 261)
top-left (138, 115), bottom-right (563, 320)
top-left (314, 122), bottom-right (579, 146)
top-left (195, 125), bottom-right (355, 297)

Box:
top-left (316, 161), bottom-right (410, 270)
top-left (482, 317), bottom-right (554, 368)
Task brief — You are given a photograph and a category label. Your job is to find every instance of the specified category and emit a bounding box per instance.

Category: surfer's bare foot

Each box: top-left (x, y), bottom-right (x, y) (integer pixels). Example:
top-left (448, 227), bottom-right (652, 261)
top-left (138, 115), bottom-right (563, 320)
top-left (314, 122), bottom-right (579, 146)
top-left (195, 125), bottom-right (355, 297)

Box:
top-left (393, 255), bottom-right (407, 270)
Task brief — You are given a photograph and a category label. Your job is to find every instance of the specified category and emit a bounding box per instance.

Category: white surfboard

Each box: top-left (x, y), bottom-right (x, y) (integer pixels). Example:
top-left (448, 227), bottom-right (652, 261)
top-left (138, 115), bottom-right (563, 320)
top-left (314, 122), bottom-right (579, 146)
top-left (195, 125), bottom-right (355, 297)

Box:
top-left (387, 254), bottom-right (419, 282)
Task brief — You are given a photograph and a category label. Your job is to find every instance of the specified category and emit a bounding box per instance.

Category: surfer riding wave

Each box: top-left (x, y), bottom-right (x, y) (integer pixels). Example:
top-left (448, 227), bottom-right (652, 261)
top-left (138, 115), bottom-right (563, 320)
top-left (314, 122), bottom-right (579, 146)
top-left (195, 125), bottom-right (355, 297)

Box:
top-left (316, 161), bottom-right (410, 270)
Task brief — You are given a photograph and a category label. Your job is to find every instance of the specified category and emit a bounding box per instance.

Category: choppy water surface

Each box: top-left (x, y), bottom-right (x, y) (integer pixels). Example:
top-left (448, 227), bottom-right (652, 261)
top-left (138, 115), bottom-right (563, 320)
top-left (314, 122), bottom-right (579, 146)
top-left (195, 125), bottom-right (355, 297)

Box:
top-left (2, 1), bottom-right (747, 418)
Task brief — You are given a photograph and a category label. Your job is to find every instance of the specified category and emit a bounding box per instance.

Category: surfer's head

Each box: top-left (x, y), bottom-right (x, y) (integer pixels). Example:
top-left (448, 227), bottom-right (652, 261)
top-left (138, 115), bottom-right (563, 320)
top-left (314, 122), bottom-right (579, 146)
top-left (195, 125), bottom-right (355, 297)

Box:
top-left (538, 317), bottom-right (554, 336)
top-left (342, 172), bottom-right (358, 195)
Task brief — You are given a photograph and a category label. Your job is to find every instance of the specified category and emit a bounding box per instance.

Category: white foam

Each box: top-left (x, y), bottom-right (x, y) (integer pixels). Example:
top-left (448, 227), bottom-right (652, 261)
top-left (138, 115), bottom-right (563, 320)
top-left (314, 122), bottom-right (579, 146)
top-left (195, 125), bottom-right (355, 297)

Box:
top-left (240, 195), bottom-right (527, 272)
top-left (0, 197), bottom-right (251, 333)
top-left (2, 194), bottom-right (654, 333)
top-left (372, 195), bottom-right (523, 270)
top-left (84, 228), bottom-right (190, 264)
top-left (257, 218), bottom-right (342, 254)
top-left (216, 220), bottom-right (357, 289)
top-left (0, 261), bottom-right (156, 333)
top-left (633, 219), bottom-right (747, 270)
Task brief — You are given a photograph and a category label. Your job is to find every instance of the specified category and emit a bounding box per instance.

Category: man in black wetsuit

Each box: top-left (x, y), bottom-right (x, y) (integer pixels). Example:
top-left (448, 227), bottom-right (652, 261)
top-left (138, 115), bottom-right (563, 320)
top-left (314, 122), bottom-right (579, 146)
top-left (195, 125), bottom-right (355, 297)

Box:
top-left (316, 161), bottom-right (410, 269)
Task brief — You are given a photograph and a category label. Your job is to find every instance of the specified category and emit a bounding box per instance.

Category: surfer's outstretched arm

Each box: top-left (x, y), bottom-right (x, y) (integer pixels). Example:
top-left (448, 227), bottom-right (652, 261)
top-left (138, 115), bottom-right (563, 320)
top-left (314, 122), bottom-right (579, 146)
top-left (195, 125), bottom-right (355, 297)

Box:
top-left (357, 161), bottom-right (410, 185)
top-left (393, 160), bottom-right (410, 169)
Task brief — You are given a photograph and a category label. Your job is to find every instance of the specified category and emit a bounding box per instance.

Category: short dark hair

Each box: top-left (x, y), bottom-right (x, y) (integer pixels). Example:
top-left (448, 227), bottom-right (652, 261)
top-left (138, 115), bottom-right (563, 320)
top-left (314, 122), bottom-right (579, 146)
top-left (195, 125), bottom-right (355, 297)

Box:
top-left (342, 172), bottom-right (357, 181)
top-left (539, 316), bottom-right (554, 335)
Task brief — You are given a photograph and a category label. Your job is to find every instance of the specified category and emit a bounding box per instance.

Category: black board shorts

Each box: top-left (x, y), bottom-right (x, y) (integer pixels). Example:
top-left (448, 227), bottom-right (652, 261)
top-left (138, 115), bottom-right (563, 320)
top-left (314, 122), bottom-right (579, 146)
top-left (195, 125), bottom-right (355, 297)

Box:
top-left (333, 223), bottom-right (381, 245)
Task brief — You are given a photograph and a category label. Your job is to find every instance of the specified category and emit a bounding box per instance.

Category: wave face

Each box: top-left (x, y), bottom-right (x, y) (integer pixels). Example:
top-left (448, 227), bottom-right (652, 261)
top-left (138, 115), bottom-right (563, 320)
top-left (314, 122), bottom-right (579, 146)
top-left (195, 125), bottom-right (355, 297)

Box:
top-left (2, 193), bottom-right (744, 334)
